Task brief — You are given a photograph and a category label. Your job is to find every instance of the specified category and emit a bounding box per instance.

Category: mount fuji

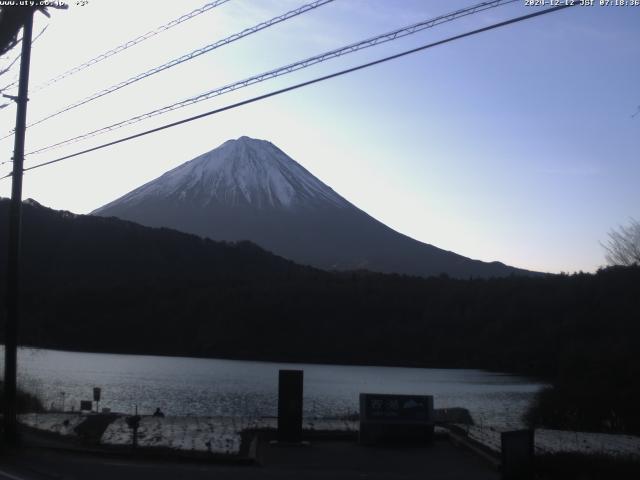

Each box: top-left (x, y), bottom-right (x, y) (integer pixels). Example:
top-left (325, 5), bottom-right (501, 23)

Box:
top-left (92, 136), bottom-right (534, 278)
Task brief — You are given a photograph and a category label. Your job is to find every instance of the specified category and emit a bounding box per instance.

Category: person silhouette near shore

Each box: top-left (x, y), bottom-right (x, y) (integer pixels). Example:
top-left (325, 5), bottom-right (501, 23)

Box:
top-left (153, 407), bottom-right (165, 417)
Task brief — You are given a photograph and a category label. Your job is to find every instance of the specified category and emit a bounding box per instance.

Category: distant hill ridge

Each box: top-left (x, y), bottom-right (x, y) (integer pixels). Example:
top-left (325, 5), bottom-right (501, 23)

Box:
top-left (0, 197), bottom-right (306, 289)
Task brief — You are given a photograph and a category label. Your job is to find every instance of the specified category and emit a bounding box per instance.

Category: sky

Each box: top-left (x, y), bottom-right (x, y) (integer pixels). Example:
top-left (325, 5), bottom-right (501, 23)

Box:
top-left (0, 0), bottom-right (638, 274)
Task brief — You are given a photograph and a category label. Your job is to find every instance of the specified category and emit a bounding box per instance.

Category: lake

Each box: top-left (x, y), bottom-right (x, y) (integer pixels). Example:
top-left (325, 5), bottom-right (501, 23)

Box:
top-left (10, 347), bottom-right (545, 429)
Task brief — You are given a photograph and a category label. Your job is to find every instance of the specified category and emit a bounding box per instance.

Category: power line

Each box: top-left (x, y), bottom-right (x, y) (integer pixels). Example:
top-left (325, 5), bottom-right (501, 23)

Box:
top-left (15, 0), bottom-right (232, 94)
top-left (24, 0), bottom-right (519, 156)
top-left (7, 0), bottom-right (334, 137)
top-left (0, 3), bottom-right (576, 181)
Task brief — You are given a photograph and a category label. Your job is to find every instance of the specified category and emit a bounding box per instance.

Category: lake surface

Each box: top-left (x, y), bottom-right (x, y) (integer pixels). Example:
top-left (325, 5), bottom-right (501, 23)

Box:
top-left (10, 347), bottom-right (545, 429)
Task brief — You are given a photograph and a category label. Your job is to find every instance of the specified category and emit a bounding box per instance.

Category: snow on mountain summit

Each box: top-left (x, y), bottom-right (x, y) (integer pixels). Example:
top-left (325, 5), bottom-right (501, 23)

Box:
top-left (108, 136), bottom-right (347, 210)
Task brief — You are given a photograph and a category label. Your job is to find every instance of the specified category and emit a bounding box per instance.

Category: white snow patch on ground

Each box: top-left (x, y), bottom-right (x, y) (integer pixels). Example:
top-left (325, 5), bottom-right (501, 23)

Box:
top-left (21, 413), bottom-right (639, 461)
top-left (22, 413), bottom-right (638, 460)
top-left (100, 416), bottom-right (358, 455)
top-left (534, 429), bottom-right (640, 458)
top-left (459, 425), bottom-right (640, 459)
top-left (18, 413), bottom-right (86, 437)
top-left (101, 417), bottom-right (250, 455)
top-left (19, 413), bottom-right (359, 456)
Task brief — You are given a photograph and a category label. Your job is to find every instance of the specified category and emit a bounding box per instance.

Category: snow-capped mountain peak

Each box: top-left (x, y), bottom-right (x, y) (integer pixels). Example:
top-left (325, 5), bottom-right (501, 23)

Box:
top-left (106, 136), bottom-right (347, 210)
top-left (93, 136), bottom-right (535, 279)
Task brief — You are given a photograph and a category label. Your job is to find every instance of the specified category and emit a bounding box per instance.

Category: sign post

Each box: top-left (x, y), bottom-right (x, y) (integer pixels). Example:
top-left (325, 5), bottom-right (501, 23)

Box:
top-left (126, 405), bottom-right (141, 449)
top-left (2, 10), bottom-right (34, 447)
top-left (501, 430), bottom-right (534, 480)
top-left (93, 387), bottom-right (101, 413)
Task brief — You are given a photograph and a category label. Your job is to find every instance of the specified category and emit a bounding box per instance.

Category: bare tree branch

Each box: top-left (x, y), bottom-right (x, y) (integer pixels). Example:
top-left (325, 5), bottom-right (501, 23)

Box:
top-left (0, 24), bottom-right (49, 95)
top-left (0, 2), bottom-right (62, 57)
top-left (601, 218), bottom-right (640, 266)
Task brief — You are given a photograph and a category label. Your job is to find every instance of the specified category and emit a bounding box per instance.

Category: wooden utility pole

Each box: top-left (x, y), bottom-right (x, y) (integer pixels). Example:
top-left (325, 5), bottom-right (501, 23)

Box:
top-left (3, 9), bottom-right (34, 447)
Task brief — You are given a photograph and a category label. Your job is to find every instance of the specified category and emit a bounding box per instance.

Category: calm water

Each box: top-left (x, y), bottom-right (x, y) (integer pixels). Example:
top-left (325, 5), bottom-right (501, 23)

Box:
top-left (10, 347), bottom-right (545, 428)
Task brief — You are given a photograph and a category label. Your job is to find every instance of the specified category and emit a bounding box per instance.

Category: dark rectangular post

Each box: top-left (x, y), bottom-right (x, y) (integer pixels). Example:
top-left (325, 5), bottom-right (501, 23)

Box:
top-left (501, 429), bottom-right (534, 480)
top-left (277, 369), bottom-right (303, 443)
top-left (93, 387), bottom-right (101, 413)
top-left (3, 10), bottom-right (34, 447)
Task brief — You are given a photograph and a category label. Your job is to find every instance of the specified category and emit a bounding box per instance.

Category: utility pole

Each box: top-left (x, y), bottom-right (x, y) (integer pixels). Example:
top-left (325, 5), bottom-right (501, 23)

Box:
top-left (3, 9), bottom-right (34, 447)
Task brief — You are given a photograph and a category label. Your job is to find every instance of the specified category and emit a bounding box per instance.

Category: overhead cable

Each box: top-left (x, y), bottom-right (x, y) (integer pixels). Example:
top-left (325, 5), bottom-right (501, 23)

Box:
top-left (5, 0), bottom-right (334, 138)
top-left (25, 0), bottom-right (519, 156)
top-left (30, 0), bottom-right (232, 93)
top-left (0, 3), bottom-right (576, 181)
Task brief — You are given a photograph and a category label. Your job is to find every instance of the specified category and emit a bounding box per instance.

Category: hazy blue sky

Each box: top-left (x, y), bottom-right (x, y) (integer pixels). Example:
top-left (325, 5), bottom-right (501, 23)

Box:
top-left (0, 0), bottom-right (638, 274)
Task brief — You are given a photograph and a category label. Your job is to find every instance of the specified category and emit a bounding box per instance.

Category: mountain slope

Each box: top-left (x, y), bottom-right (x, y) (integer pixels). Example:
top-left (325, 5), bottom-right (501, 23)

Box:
top-left (93, 136), bottom-right (535, 278)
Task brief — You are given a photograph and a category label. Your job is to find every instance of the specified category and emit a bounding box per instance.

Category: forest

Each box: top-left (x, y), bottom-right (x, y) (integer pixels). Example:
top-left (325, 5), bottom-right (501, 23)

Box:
top-left (1, 199), bottom-right (639, 434)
